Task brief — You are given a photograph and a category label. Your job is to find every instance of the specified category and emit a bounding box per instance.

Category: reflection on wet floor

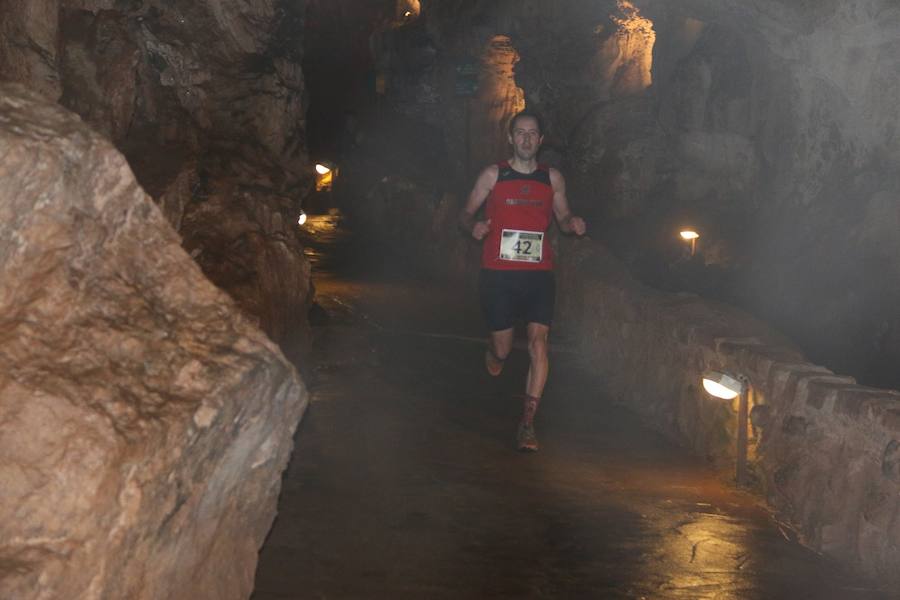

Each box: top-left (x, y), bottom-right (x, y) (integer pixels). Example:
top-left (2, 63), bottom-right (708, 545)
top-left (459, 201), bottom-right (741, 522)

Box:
top-left (253, 216), bottom-right (888, 599)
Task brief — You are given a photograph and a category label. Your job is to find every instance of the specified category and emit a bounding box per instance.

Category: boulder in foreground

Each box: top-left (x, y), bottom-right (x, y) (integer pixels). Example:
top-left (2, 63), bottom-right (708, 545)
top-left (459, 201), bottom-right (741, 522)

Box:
top-left (0, 83), bottom-right (307, 600)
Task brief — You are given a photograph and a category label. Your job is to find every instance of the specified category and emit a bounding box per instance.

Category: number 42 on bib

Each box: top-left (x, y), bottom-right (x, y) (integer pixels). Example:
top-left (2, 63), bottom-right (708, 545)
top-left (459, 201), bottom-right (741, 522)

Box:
top-left (499, 229), bottom-right (544, 263)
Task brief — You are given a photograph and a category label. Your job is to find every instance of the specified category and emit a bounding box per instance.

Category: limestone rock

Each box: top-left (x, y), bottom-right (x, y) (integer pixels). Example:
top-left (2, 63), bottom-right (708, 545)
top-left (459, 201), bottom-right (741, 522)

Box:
top-left (58, 9), bottom-right (143, 144)
top-left (179, 182), bottom-right (314, 365)
top-left (0, 83), bottom-right (307, 600)
top-left (1, 1), bottom-right (315, 360)
top-left (0, 0), bottom-right (61, 100)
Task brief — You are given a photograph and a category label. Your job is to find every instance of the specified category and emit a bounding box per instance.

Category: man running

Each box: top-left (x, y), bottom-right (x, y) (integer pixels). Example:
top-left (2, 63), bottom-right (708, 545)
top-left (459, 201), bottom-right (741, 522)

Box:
top-left (459, 111), bottom-right (587, 452)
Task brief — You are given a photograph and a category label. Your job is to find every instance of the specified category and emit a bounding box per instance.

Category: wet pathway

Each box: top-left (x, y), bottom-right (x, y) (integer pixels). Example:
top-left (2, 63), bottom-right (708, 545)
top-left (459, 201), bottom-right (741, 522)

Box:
top-left (252, 215), bottom-right (886, 599)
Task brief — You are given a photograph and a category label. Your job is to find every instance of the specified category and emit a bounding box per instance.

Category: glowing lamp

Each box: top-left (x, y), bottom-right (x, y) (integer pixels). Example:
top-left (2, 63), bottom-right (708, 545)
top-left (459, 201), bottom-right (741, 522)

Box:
top-left (701, 370), bottom-right (752, 486)
top-left (404, 10), bottom-right (412, 17)
top-left (679, 229), bottom-right (699, 256)
top-left (297, 210), bottom-right (308, 226)
top-left (315, 162), bottom-right (337, 191)
top-left (702, 371), bottom-right (743, 400)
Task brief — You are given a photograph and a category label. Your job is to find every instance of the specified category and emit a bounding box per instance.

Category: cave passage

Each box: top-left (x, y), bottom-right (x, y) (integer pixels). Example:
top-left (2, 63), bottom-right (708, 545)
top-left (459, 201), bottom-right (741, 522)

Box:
top-left (249, 2), bottom-right (895, 595)
top-left (251, 214), bottom-right (885, 599)
top-left (6, 0), bottom-right (900, 596)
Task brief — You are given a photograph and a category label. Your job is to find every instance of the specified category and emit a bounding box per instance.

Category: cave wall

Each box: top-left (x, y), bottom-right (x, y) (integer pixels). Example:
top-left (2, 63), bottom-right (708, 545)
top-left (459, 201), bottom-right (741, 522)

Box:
top-left (640, 0), bottom-right (900, 389)
top-left (378, 0), bottom-right (900, 388)
top-left (535, 0), bottom-right (900, 389)
top-left (0, 0), bottom-right (314, 360)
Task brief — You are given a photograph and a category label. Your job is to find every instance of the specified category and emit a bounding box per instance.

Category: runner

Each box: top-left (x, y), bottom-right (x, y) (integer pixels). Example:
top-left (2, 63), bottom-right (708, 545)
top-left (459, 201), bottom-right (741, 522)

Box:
top-left (459, 110), bottom-right (587, 451)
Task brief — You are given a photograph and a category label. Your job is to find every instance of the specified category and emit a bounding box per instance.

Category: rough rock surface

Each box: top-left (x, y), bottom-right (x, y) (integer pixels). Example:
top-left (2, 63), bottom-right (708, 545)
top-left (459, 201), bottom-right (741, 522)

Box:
top-left (0, 0), bottom-right (314, 358)
top-left (0, 84), bottom-right (307, 599)
top-left (0, 0), bottom-right (62, 100)
top-left (179, 178), bottom-right (314, 360)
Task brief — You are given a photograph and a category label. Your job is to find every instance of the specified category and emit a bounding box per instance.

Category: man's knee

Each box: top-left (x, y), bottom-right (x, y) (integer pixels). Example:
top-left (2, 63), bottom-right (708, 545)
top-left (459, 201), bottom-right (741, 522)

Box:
top-left (491, 329), bottom-right (514, 360)
top-left (492, 346), bottom-right (512, 361)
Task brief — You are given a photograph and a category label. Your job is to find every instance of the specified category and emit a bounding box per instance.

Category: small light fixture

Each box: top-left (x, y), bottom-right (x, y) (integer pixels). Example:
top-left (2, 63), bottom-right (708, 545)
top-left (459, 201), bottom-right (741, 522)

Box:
top-left (297, 210), bottom-right (308, 226)
top-left (404, 10), bottom-right (412, 17)
top-left (702, 370), bottom-right (751, 486)
top-left (702, 371), bottom-right (743, 400)
top-left (680, 229), bottom-right (699, 256)
top-left (315, 161), bottom-right (337, 192)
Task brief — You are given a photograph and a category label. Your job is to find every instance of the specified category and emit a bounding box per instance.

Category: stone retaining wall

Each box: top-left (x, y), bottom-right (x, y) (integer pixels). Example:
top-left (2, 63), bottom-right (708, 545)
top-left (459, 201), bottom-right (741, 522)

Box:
top-left (556, 238), bottom-right (900, 587)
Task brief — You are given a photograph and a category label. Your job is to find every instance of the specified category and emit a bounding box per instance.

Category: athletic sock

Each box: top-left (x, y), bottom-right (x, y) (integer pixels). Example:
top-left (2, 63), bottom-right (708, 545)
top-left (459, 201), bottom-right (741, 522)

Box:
top-left (521, 394), bottom-right (541, 426)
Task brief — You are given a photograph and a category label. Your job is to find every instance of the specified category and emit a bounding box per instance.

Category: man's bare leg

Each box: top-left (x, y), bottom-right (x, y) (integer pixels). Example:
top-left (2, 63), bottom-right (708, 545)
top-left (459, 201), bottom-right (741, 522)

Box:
top-left (486, 328), bottom-right (514, 376)
top-left (525, 322), bottom-right (550, 401)
top-left (518, 322), bottom-right (549, 451)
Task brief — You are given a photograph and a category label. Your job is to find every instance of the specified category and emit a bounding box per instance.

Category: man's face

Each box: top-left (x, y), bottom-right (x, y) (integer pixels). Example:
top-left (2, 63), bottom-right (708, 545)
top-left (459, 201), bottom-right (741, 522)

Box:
top-left (508, 116), bottom-right (543, 161)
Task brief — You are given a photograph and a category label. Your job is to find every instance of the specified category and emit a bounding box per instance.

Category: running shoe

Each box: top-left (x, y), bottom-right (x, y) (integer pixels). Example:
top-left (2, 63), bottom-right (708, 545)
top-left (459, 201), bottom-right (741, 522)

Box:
top-left (517, 422), bottom-right (539, 452)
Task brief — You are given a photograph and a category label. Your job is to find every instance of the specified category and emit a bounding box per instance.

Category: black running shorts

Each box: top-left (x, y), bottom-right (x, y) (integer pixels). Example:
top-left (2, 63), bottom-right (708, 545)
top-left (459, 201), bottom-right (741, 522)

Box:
top-left (478, 269), bottom-right (556, 332)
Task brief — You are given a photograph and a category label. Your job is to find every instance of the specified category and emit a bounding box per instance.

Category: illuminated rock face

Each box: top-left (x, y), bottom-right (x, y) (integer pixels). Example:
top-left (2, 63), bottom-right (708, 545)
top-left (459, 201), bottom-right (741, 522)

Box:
top-left (0, 0), bottom-right (313, 359)
top-left (0, 83), bottom-right (307, 600)
top-left (594, 0), bottom-right (656, 98)
top-left (468, 35), bottom-right (526, 173)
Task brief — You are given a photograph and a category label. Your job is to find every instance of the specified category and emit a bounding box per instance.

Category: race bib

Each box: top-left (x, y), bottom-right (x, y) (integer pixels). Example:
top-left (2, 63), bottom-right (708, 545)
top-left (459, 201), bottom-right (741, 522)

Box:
top-left (499, 229), bottom-right (544, 262)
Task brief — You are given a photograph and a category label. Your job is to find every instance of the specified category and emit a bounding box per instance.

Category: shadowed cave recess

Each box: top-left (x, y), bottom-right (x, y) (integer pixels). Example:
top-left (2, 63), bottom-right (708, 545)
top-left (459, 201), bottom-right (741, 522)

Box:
top-left (3, 0), bottom-right (900, 597)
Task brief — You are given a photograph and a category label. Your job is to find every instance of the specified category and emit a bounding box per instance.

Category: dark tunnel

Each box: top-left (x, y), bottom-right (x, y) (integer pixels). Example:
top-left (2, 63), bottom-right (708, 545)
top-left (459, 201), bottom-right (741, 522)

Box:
top-left (2, 0), bottom-right (900, 598)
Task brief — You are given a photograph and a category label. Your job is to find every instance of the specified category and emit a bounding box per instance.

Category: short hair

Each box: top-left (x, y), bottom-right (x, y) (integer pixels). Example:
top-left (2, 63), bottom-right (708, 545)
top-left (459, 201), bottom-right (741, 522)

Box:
top-left (508, 110), bottom-right (543, 136)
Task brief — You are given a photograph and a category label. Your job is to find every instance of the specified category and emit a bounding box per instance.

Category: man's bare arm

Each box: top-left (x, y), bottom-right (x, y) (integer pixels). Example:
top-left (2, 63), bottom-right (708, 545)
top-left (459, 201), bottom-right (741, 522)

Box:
top-left (549, 168), bottom-right (586, 235)
top-left (459, 165), bottom-right (499, 240)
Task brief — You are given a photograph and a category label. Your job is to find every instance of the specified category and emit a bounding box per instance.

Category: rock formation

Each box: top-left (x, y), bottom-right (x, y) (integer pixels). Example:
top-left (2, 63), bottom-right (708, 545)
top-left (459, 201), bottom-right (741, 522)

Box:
top-left (0, 0), bottom-right (314, 360)
top-left (0, 83), bottom-right (307, 600)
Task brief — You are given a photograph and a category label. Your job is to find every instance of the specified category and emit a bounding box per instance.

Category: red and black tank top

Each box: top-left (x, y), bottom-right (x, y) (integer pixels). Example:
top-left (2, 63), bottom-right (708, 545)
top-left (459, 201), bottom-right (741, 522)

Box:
top-left (481, 161), bottom-right (554, 271)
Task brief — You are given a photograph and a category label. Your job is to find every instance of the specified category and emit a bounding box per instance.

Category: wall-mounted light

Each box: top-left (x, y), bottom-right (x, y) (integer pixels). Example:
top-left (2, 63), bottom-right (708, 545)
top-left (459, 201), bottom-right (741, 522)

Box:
top-left (702, 370), bottom-right (751, 486)
top-left (315, 162), bottom-right (337, 192)
top-left (297, 210), bottom-right (308, 226)
top-left (702, 371), bottom-right (742, 400)
top-left (400, 0), bottom-right (420, 20)
top-left (680, 229), bottom-right (699, 256)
